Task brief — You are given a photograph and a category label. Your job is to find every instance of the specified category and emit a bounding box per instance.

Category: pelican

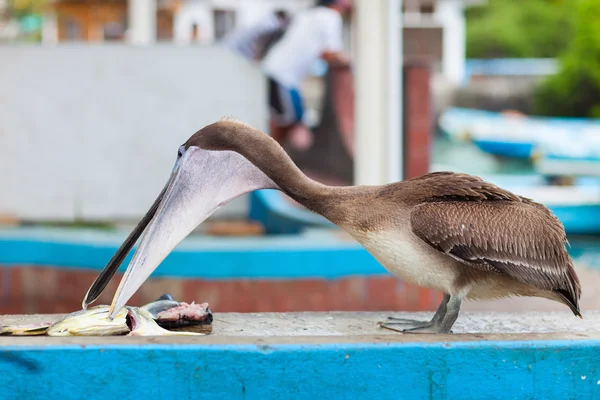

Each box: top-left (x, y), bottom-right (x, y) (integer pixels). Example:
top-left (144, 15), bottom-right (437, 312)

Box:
top-left (82, 118), bottom-right (581, 334)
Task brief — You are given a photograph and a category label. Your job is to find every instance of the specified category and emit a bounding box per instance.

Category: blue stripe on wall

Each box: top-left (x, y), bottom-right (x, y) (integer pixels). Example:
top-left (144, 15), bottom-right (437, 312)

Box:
top-left (1, 340), bottom-right (599, 399)
top-left (0, 228), bottom-right (387, 279)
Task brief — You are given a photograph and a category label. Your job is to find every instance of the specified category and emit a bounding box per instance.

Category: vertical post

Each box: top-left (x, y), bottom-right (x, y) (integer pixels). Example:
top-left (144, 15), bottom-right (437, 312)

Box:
top-left (353, 0), bottom-right (403, 186)
top-left (435, 0), bottom-right (465, 86)
top-left (41, 11), bottom-right (58, 44)
top-left (386, 0), bottom-right (402, 182)
top-left (127, 0), bottom-right (157, 45)
top-left (403, 63), bottom-right (432, 179)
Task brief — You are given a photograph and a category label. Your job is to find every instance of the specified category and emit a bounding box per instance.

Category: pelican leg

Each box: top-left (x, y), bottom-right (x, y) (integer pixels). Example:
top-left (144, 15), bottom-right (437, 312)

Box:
top-left (401, 296), bottom-right (461, 334)
top-left (378, 294), bottom-right (450, 332)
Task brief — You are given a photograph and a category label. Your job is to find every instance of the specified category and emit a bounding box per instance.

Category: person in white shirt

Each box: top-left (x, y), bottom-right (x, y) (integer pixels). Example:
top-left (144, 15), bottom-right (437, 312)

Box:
top-left (261, 0), bottom-right (351, 148)
top-left (221, 10), bottom-right (291, 62)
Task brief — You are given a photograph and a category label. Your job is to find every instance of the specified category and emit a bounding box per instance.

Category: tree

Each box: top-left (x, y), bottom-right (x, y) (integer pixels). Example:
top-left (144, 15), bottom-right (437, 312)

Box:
top-left (5, 0), bottom-right (47, 42)
top-left (7, 0), bottom-right (47, 19)
top-left (466, 0), bottom-right (574, 59)
top-left (533, 0), bottom-right (600, 117)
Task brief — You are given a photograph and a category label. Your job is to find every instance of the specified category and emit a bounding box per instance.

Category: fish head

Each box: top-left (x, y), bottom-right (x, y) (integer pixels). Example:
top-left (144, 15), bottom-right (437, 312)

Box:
top-left (126, 307), bottom-right (205, 337)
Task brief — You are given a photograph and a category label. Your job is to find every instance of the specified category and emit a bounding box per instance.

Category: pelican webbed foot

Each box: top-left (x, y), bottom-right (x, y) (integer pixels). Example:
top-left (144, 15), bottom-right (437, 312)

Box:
top-left (378, 319), bottom-right (434, 332)
top-left (377, 294), bottom-right (460, 334)
top-left (400, 325), bottom-right (454, 334)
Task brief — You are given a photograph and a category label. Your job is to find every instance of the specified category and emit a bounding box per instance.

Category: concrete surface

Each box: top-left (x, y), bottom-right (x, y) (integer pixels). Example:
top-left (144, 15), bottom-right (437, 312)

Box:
top-left (2, 311), bottom-right (600, 346)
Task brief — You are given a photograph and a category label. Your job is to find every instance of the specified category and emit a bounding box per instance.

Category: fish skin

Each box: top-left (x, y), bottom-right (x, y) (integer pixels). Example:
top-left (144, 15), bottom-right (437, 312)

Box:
top-left (153, 293), bottom-right (175, 302)
top-left (140, 300), bottom-right (181, 318)
top-left (46, 306), bottom-right (129, 337)
top-left (0, 323), bottom-right (53, 336)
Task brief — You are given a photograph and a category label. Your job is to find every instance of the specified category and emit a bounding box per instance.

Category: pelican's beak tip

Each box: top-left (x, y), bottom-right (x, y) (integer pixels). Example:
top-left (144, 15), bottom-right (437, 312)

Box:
top-left (81, 296), bottom-right (91, 310)
top-left (107, 304), bottom-right (117, 320)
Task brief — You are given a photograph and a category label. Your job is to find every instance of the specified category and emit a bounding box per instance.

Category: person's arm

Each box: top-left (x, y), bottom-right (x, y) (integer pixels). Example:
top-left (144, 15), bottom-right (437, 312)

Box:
top-left (321, 50), bottom-right (350, 66)
top-left (320, 13), bottom-right (349, 67)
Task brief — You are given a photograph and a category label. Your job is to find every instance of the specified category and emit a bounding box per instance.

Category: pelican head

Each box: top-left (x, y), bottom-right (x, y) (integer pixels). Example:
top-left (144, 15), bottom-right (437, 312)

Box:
top-left (83, 119), bottom-right (296, 319)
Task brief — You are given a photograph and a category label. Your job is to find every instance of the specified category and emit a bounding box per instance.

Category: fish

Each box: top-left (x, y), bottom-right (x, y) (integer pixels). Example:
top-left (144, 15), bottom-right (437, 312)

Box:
top-left (1, 294), bottom-right (212, 337)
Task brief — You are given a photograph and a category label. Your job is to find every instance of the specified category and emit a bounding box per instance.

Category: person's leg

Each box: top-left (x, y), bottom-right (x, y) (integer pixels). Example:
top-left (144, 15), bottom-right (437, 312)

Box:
top-left (268, 77), bottom-right (312, 149)
top-left (267, 76), bottom-right (288, 144)
top-left (285, 87), bottom-right (313, 150)
top-left (270, 118), bottom-right (286, 143)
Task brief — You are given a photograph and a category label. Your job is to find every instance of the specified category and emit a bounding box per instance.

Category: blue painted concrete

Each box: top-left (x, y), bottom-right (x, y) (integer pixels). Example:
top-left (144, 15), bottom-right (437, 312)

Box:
top-left (0, 227), bottom-right (386, 279)
top-left (0, 340), bottom-right (599, 399)
top-left (249, 190), bottom-right (333, 234)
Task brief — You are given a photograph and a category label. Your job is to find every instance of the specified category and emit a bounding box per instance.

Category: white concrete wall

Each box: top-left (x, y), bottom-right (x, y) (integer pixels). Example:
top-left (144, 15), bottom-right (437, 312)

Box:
top-left (0, 45), bottom-right (267, 222)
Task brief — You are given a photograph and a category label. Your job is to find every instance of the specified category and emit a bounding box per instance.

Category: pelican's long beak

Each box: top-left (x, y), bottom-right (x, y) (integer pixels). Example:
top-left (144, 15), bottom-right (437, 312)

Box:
top-left (82, 146), bottom-right (276, 319)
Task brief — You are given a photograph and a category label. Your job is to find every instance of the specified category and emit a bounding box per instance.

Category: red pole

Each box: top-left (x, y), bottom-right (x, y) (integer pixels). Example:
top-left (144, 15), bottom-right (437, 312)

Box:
top-left (403, 63), bottom-right (432, 179)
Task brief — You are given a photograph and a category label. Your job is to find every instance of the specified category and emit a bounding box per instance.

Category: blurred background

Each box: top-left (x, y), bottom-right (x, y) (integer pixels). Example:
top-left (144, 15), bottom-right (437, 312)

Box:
top-left (1, 0), bottom-right (600, 316)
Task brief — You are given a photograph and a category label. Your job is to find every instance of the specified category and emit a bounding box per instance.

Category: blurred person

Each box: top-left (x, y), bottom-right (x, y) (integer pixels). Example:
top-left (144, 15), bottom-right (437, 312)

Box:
top-left (221, 10), bottom-right (291, 62)
top-left (261, 0), bottom-right (351, 149)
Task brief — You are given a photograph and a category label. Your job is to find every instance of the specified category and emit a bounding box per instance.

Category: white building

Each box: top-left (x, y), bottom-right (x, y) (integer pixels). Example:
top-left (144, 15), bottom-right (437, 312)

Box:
top-left (170, 0), bottom-right (485, 85)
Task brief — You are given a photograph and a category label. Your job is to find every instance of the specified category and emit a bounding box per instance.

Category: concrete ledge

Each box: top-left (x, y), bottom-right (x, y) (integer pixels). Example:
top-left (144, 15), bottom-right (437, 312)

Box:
top-left (1, 312), bottom-right (600, 399)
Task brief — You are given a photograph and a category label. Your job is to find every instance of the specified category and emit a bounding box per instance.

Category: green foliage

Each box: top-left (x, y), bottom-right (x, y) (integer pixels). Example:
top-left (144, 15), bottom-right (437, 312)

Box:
top-left (5, 0), bottom-right (47, 43)
top-left (466, 0), bottom-right (574, 59)
top-left (6, 0), bottom-right (47, 19)
top-left (533, 0), bottom-right (600, 117)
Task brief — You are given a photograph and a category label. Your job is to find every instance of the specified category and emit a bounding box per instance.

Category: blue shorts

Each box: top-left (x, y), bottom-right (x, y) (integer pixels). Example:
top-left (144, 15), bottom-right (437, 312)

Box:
top-left (268, 76), bottom-right (304, 127)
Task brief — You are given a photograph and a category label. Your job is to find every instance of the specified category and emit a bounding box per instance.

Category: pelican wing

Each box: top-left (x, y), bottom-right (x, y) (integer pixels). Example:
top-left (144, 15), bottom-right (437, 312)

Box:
top-left (410, 194), bottom-right (581, 313)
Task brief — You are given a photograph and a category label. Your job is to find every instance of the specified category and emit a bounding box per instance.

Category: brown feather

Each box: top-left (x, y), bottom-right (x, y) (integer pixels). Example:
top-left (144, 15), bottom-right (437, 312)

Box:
top-left (408, 173), bottom-right (581, 315)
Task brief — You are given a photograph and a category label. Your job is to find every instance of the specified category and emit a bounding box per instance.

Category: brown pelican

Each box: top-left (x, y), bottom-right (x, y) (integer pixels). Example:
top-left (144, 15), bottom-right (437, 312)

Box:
top-left (82, 118), bottom-right (582, 334)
